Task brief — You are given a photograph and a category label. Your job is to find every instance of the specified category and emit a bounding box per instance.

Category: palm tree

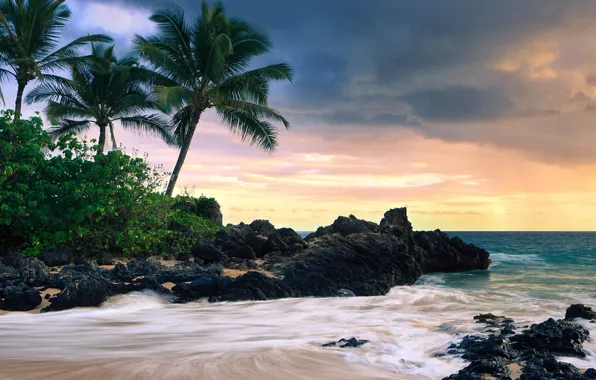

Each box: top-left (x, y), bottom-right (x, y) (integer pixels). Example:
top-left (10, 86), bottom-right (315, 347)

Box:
top-left (0, 0), bottom-right (112, 121)
top-left (26, 44), bottom-right (174, 154)
top-left (134, 1), bottom-right (293, 197)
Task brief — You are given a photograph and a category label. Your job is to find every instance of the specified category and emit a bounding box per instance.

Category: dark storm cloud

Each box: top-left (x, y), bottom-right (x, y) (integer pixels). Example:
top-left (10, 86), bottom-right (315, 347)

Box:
top-left (82, 0), bottom-right (596, 162)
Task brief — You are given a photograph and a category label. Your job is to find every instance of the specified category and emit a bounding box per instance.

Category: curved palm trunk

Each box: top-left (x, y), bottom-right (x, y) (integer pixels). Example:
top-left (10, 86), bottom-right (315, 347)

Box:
top-left (97, 123), bottom-right (107, 155)
top-left (109, 122), bottom-right (118, 150)
top-left (14, 83), bottom-right (25, 122)
top-left (165, 112), bottom-right (202, 197)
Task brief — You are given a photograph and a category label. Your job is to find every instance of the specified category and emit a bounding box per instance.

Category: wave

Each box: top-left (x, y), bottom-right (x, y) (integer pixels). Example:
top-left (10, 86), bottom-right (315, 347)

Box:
top-left (490, 252), bottom-right (545, 265)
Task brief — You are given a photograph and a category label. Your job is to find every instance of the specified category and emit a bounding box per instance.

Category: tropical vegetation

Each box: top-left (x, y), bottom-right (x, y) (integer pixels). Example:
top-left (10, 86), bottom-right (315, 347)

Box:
top-left (0, 0), bottom-right (112, 120)
top-left (134, 2), bottom-right (293, 196)
top-left (26, 43), bottom-right (174, 154)
top-left (0, 0), bottom-right (292, 258)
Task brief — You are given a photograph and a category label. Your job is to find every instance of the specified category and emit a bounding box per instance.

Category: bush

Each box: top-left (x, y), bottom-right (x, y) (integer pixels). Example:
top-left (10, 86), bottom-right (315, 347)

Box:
top-left (0, 110), bottom-right (220, 257)
top-left (173, 193), bottom-right (222, 224)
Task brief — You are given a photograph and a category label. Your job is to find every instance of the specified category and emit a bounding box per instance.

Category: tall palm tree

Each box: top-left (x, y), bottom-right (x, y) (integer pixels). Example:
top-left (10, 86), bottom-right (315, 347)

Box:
top-left (0, 0), bottom-right (112, 121)
top-left (134, 1), bottom-right (293, 197)
top-left (26, 44), bottom-right (174, 154)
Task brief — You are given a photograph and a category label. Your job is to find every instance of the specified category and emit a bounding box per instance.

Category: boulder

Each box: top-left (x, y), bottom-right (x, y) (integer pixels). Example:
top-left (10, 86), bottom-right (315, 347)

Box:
top-left (218, 271), bottom-right (294, 301)
top-left (1, 285), bottom-right (42, 311)
top-left (42, 275), bottom-right (111, 312)
top-left (95, 251), bottom-right (114, 266)
top-left (511, 318), bottom-right (589, 358)
top-left (191, 240), bottom-right (226, 264)
top-left (565, 304), bottom-right (596, 321)
top-left (126, 259), bottom-right (164, 277)
top-left (322, 337), bottom-right (369, 348)
top-left (414, 230), bottom-right (491, 272)
top-left (248, 219), bottom-right (276, 236)
top-left (38, 247), bottom-right (72, 267)
top-left (229, 245), bottom-right (256, 260)
top-left (276, 233), bottom-right (422, 297)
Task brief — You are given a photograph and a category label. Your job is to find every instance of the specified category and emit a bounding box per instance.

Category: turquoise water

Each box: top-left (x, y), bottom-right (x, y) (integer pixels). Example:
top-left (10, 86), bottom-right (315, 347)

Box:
top-left (427, 232), bottom-right (596, 300)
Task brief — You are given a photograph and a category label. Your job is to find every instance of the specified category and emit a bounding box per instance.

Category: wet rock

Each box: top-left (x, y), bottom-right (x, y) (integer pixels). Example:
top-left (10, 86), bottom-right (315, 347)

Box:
top-left (0, 285), bottom-right (42, 311)
top-left (219, 271), bottom-right (293, 301)
top-left (456, 335), bottom-right (520, 361)
top-left (474, 313), bottom-right (506, 322)
top-left (42, 275), bottom-right (111, 312)
top-left (520, 353), bottom-right (582, 379)
top-left (275, 233), bottom-right (422, 298)
top-left (511, 318), bottom-right (589, 358)
top-left (172, 274), bottom-right (219, 301)
top-left (336, 289), bottom-right (356, 297)
top-left (414, 230), bottom-right (491, 272)
top-left (443, 356), bottom-right (511, 380)
top-left (322, 337), bottom-right (369, 348)
top-left (154, 262), bottom-right (207, 283)
top-left (38, 247), bottom-right (72, 267)
top-left (110, 263), bottom-right (133, 283)
top-left (565, 304), bottom-right (596, 321)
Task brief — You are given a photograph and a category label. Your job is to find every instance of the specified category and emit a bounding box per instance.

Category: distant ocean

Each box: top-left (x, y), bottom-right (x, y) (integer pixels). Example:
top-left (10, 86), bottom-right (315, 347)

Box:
top-left (1, 231), bottom-right (595, 379)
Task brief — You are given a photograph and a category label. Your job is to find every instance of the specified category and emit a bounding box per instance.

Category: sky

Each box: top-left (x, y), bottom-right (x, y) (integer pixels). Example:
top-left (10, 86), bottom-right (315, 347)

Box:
top-left (6, 0), bottom-right (596, 231)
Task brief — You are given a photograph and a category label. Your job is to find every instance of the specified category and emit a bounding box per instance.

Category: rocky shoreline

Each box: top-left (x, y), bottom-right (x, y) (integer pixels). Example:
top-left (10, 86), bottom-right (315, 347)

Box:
top-left (0, 207), bottom-right (490, 312)
top-left (442, 304), bottom-right (596, 380)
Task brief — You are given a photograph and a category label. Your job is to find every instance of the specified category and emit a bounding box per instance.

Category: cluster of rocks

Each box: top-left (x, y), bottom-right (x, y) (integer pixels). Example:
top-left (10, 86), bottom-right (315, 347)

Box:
top-left (322, 337), bottom-right (369, 348)
top-left (1, 207), bottom-right (491, 313)
top-left (444, 304), bottom-right (596, 380)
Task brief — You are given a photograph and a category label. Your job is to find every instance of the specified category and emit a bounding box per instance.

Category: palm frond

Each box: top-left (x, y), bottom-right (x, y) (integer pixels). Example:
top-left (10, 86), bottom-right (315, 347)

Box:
top-left (48, 119), bottom-right (92, 140)
top-left (119, 114), bottom-right (177, 147)
top-left (216, 105), bottom-right (278, 152)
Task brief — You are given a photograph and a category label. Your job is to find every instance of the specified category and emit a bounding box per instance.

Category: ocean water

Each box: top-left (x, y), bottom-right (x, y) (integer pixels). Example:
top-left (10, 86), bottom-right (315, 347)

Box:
top-left (0, 232), bottom-right (595, 379)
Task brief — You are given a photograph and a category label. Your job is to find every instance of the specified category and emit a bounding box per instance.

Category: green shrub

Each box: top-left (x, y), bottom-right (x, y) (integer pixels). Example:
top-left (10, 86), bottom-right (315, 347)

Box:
top-left (173, 193), bottom-right (221, 224)
top-left (0, 110), bottom-right (220, 257)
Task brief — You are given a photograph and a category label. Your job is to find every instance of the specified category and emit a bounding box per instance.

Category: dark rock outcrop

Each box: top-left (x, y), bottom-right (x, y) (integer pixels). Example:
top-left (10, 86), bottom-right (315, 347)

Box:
top-left (191, 240), bottom-right (226, 264)
top-left (305, 214), bottom-right (379, 240)
top-left (42, 274), bottom-right (110, 312)
top-left (38, 247), bottom-right (72, 267)
top-left (445, 311), bottom-right (595, 380)
top-left (218, 271), bottom-right (294, 301)
top-left (0, 284), bottom-right (42, 311)
top-left (275, 233), bottom-right (422, 297)
top-left (322, 337), bottom-right (369, 348)
top-left (414, 230), bottom-right (491, 272)
top-left (565, 304), bottom-right (596, 321)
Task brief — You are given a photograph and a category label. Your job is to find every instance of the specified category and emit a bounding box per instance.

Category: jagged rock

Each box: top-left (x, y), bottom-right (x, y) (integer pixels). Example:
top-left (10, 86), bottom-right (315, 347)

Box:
top-left (336, 289), bottom-right (356, 297)
top-left (305, 215), bottom-right (379, 240)
top-left (192, 240), bottom-right (226, 264)
top-left (1, 284), bottom-right (42, 311)
top-left (520, 353), bottom-right (582, 379)
top-left (154, 262), bottom-right (219, 283)
top-left (127, 259), bottom-right (164, 277)
top-left (38, 247), bottom-right (72, 267)
top-left (276, 233), bottom-right (422, 297)
top-left (248, 219), bottom-right (276, 236)
top-left (172, 274), bottom-right (220, 301)
top-left (230, 245), bottom-right (256, 260)
top-left (443, 357), bottom-right (511, 380)
top-left (511, 318), bottom-right (589, 358)
top-left (95, 251), bottom-right (114, 266)
top-left (246, 233), bottom-right (267, 257)
top-left (380, 208), bottom-right (413, 241)
top-left (42, 274), bottom-right (111, 312)
top-left (218, 271), bottom-right (294, 301)
top-left (110, 263), bottom-right (133, 282)
top-left (414, 230), bottom-right (491, 272)
top-left (322, 337), bottom-right (369, 348)
top-left (474, 313), bottom-right (506, 322)
top-left (565, 304), bottom-right (596, 321)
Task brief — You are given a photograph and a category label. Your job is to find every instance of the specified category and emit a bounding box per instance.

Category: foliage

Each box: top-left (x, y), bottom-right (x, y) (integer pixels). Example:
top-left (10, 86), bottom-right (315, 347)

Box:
top-left (0, 0), bottom-right (112, 118)
top-left (173, 193), bottom-right (221, 223)
top-left (133, 1), bottom-right (293, 195)
top-left (25, 43), bottom-right (175, 154)
top-left (0, 110), bottom-right (220, 257)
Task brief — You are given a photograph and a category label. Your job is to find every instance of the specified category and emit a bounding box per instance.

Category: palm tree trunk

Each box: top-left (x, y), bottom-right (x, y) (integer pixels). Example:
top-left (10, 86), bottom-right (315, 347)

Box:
top-left (165, 112), bottom-right (202, 197)
top-left (97, 123), bottom-right (107, 155)
top-left (14, 83), bottom-right (25, 122)
top-left (109, 122), bottom-right (118, 150)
